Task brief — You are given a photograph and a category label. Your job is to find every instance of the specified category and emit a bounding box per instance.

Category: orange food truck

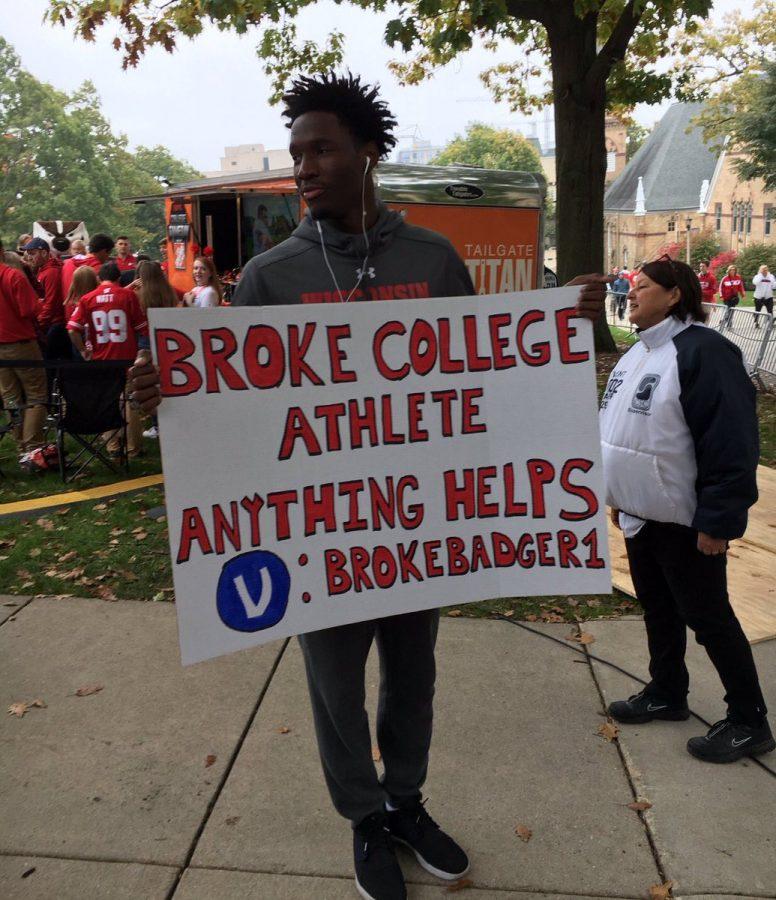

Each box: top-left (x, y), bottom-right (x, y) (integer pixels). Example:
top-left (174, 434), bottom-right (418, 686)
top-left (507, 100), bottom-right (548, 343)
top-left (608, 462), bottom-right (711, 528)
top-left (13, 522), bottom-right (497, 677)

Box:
top-left (155, 163), bottom-right (549, 297)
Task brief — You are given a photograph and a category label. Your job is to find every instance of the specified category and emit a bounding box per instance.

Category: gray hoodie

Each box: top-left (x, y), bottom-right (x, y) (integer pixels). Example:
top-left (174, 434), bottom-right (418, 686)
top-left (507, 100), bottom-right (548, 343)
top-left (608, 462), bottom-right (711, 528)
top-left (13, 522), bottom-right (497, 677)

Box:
top-left (232, 203), bottom-right (474, 307)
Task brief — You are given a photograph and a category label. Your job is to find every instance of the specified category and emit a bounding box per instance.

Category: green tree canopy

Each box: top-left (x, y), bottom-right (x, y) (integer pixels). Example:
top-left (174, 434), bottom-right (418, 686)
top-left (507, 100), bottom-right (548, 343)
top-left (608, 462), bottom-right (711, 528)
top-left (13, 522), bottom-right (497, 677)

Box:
top-left (0, 37), bottom-right (200, 253)
top-left (673, 1), bottom-right (776, 189)
top-left (431, 123), bottom-right (541, 173)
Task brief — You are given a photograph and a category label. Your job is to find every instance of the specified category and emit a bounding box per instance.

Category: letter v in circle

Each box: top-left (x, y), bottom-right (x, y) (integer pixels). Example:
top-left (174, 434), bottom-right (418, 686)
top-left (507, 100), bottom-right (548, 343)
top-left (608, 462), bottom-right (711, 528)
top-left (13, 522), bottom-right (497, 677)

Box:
top-left (217, 550), bottom-right (290, 632)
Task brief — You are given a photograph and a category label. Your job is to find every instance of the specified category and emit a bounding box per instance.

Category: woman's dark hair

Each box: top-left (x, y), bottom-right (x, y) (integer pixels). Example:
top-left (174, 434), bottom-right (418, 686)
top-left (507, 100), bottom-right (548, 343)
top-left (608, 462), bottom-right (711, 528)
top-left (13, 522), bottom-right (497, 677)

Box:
top-left (641, 256), bottom-right (706, 323)
top-left (281, 71), bottom-right (398, 159)
top-left (99, 261), bottom-right (121, 283)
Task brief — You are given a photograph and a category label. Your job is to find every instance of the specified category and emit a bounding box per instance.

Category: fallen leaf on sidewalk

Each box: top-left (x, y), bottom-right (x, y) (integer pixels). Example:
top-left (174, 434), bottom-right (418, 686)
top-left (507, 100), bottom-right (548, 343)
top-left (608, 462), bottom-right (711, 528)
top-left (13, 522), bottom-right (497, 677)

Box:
top-left (501, 609), bottom-right (515, 617)
top-left (97, 586), bottom-right (118, 602)
top-left (29, 548), bottom-right (42, 557)
top-left (648, 880), bottom-right (673, 899)
top-left (277, 726), bottom-right (291, 734)
top-left (0, 538), bottom-right (16, 549)
top-left (515, 824), bottom-right (532, 842)
top-left (372, 745), bottom-right (382, 762)
top-left (565, 631), bottom-right (595, 645)
top-left (134, 531), bottom-right (148, 541)
top-left (586, 598), bottom-right (601, 607)
top-left (525, 614), bottom-right (538, 622)
top-left (7, 699), bottom-right (47, 718)
top-left (225, 816), bottom-right (241, 826)
top-left (36, 518), bottom-right (54, 531)
top-left (627, 800), bottom-right (652, 812)
top-left (205, 754), bottom-right (217, 767)
top-left (60, 550), bottom-right (77, 563)
top-left (447, 609), bottom-right (462, 617)
top-left (93, 503), bottom-right (108, 511)
top-left (597, 721), bottom-right (619, 742)
top-left (75, 684), bottom-right (104, 697)
top-left (445, 877), bottom-right (473, 892)
top-left (21, 866), bottom-right (36, 878)
top-left (55, 507), bottom-right (70, 516)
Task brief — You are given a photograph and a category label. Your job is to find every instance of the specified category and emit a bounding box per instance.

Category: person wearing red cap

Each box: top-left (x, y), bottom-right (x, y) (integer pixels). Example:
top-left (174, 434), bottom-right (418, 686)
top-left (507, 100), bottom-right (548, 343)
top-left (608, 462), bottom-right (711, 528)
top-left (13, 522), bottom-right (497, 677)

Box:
top-left (62, 233), bottom-right (115, 296)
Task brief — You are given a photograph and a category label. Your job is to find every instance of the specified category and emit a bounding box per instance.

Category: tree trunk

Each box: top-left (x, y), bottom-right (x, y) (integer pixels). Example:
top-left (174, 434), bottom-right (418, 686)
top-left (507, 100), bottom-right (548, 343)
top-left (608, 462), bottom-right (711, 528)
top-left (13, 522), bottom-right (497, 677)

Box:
top-left (549, 14), bottom-right (615, 352)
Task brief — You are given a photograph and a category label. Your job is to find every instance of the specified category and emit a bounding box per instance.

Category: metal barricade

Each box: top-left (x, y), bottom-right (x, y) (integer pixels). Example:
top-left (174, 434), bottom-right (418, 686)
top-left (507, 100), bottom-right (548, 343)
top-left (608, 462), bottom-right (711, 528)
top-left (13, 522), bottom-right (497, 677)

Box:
top-left (702, 303), bottom-right (775, 383)
top-left (606, 291), bottom-right (635, 333)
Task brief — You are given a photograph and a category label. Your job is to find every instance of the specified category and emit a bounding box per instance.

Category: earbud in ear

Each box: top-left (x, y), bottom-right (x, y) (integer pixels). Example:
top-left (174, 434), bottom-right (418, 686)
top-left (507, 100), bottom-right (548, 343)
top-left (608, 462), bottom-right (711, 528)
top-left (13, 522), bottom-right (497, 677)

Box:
top-left (364, 157), bottom-right (370, 174)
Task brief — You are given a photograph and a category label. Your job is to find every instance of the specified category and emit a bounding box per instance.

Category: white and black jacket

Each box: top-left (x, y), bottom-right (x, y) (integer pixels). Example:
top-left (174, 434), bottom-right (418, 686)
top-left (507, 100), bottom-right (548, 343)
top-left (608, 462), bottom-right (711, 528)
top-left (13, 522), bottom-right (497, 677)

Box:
top-left (599, 317), bottom-right (758, 540)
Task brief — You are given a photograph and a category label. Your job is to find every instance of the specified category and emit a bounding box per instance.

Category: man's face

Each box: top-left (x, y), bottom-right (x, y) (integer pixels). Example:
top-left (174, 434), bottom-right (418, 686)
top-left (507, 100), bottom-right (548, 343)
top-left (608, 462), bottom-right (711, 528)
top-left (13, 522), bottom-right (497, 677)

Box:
top-left (24, 248), bottom-right (48, 271)
top-left (116, 238), bottom-right (131, 257)
top-left (289, 111), bottom-right (369, 222)
top-left (699, 263), bottom-right (707, 273)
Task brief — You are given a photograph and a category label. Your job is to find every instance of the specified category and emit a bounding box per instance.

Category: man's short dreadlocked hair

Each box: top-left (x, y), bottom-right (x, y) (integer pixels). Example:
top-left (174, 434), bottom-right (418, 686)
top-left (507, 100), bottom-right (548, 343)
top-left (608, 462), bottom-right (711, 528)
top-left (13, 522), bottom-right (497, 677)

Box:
top-left (282, 71), bottom-right (398, 159)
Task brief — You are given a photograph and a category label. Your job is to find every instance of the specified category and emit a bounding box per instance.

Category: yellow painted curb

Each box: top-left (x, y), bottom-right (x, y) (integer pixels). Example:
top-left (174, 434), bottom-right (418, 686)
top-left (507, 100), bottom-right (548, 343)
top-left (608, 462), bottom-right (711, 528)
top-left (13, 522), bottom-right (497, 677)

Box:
top-left (0, 473), bottom-right (164, 516)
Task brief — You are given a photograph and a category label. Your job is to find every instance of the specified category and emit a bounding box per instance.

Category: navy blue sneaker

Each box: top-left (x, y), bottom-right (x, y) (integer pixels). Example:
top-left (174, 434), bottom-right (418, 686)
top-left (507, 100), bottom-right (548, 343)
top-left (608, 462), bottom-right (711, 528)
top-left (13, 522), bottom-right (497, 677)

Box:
top-left (687, 718), bottom-right (775, 764)
top-left (353, 812), bottom-right (406, 900)
top-left (386, 799), bottom-right (469, 881)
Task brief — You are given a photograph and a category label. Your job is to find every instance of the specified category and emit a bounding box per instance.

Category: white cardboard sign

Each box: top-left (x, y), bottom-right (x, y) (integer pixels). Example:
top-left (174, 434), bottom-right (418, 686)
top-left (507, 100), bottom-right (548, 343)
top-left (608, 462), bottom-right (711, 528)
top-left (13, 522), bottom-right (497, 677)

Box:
top-left (151, 288), bottom-right (611, 665)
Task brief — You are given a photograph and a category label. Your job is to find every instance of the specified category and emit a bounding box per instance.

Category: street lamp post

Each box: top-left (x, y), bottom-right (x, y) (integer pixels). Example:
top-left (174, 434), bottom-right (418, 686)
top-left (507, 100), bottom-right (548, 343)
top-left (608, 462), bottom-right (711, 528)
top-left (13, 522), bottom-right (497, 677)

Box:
top-left (685, 216), bottom-right (692, 266)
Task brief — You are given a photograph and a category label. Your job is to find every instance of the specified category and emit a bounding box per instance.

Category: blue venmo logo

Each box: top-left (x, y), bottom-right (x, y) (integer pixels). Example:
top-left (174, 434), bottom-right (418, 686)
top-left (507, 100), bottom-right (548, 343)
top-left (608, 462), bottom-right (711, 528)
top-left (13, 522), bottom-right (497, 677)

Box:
top-left (216, 551), bottom-right (290, 632)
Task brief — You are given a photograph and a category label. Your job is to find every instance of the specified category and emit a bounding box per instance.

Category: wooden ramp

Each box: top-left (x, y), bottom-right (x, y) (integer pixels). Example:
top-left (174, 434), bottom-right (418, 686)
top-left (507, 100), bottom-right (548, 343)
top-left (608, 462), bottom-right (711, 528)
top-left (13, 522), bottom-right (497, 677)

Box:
top-left (609, 464), bottom-right (776, 644)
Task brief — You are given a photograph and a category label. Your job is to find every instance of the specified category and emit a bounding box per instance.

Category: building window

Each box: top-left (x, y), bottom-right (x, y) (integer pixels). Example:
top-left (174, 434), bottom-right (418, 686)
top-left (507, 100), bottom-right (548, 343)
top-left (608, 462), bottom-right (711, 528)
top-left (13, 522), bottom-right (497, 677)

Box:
top-left (667, 218), bottom-right (675, 232)
top-left (732, 204), bottom-right (738, 233)
top-left (606, 150), bottom-right (616, 173)
top-left (766, 204), bottom-right (773, 236)
top-left (746, 204), bottom-right (752, 234)
top-left (715, 203), bottom-right (722, 231)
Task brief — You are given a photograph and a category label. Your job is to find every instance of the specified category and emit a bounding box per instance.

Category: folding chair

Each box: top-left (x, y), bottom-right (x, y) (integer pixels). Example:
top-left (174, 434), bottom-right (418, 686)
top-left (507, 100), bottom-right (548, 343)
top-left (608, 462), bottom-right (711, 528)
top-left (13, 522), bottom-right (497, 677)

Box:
top-left (54, 363), bottom-right (131, 483)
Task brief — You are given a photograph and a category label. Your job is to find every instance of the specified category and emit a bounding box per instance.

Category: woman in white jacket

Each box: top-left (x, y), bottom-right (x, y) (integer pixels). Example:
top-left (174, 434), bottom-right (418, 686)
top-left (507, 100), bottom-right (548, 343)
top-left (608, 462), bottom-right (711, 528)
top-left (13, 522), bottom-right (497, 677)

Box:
top-left (752, 264), bottom-right (775, 327)
top-left (599, 256), bottom-right (773, 763)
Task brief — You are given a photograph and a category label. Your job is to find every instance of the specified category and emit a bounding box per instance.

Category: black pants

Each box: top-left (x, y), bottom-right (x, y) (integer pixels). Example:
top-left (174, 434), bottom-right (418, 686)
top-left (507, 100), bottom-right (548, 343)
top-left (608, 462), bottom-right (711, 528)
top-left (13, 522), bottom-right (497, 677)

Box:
top-left (754, 296), bottom-right (773, 317)
top-left (299, 608), bottom-right (439, 825)
top-left (625, 521), bottom-right (767, 725)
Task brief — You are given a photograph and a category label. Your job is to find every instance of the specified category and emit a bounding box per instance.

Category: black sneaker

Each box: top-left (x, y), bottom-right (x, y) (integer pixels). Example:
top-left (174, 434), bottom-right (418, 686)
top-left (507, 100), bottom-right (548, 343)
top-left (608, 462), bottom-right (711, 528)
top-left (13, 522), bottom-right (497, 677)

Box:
top-left (353, 812), bottom-right (406, 900)
top-left (608, 689), bottom-right (690, 724)
top-left (687, 718), bottom-right (775, 764)
top-left (386, 799), bottom-right (469, 881)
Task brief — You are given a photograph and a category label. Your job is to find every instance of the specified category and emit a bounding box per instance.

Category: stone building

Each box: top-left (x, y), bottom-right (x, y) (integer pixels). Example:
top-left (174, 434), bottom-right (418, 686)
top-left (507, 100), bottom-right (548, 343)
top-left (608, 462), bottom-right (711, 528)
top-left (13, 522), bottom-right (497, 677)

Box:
top-left (603, 102), bottom-right (774, 271)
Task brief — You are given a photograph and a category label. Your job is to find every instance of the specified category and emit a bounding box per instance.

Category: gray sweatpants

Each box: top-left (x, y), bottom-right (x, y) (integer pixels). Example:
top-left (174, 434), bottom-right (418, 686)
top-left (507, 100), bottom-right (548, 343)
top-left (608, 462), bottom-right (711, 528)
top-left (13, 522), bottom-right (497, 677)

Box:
top-left (298, 608), bottom-right (439, 825)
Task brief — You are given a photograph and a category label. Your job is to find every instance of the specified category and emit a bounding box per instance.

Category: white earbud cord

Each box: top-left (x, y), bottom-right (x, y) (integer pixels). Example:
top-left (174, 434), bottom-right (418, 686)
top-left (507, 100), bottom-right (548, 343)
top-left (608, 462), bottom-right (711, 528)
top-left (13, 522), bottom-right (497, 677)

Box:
top-left (316, 158), bottom-right (371, 303)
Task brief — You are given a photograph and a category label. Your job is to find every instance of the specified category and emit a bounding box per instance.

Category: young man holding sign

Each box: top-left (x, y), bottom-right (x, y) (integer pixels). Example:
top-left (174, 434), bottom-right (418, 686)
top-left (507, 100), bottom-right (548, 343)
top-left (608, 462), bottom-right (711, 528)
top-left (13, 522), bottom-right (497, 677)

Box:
top-left (130, 73), bottom-right (606, 900)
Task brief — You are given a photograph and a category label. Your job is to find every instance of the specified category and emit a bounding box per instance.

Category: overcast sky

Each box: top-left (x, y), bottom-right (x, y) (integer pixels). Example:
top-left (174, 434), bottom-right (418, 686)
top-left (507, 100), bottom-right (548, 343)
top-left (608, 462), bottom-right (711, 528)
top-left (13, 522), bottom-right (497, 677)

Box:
top-left (3, 0), bottom-right (741, 172)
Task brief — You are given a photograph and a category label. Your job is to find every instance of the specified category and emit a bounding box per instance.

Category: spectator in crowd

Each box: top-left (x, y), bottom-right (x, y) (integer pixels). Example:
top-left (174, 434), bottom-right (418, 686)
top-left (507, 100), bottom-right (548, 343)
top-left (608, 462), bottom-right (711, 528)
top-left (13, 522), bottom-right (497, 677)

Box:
top-left (119, 254), bottom-right (151, 288)
top-left (62, 234), bottom-right (114, 296)
top-left (601, 256), bottom-right (773, 764)
top-left (182, 255), bottom-right (222, 307)
top-left (114, 236), bottom-right (137, 272)
top-left (63, 266), bottom-right (100, 352)
top-left (611, 270), bottom-right (630, 321)
top-left (0, 239), bottom-right (48, 465)
top-left (752, 264), bottom-right (775, 328)
top-left (67, 261), bottom-right (147, 457)
top-left (20, 237), bottom-right (69, 359)
top-left (60, 239), bottom-right (88, 294)
top-left (16, 234), bottom-right (33, 253)
top-left (2, 251), bottom-right (26, 271)
top-left (697, 261), bottom-right (717, 304)
top-left (134, 259), bottom-right (178, 439)
top-left (719, 265), bottom-right (746, 329)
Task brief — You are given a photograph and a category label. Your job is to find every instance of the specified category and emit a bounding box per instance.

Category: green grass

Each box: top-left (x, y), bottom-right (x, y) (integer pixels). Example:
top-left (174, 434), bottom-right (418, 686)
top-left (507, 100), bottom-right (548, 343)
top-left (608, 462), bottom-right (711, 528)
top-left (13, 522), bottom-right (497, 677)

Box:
top-left (0, 487), bottom-right (171, 601)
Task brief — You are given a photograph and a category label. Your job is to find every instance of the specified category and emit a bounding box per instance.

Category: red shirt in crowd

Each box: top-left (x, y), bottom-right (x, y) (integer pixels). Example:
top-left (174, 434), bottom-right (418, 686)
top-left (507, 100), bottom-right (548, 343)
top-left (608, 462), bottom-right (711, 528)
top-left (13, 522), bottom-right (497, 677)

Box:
top-left (60, 254), bottom-right (89, 296)
top-left (0, 263), bottom-right (41, 343)
top-left (67, 281), bottom-right (147, 361)
top-left (698, 271), bottom-right (717, 303)
top-left (114, 254), bottom-right (137, 272)
top-left (35, 256), bottom-right (64, 330)
top-left (719, 275), bottom-right (745, 303)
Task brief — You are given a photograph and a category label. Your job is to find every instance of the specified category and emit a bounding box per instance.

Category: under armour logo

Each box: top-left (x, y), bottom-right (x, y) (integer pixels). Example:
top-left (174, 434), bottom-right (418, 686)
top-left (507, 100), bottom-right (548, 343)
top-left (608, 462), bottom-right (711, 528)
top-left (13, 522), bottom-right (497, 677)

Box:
top-left (357, 266), bottom-right (376, 280)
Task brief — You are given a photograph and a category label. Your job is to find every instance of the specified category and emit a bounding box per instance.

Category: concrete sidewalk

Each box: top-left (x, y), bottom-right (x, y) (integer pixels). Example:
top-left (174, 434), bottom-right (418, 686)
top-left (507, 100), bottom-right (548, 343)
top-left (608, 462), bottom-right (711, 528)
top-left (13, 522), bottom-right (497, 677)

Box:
top-left (1, 596), bottom-right (774, 900)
